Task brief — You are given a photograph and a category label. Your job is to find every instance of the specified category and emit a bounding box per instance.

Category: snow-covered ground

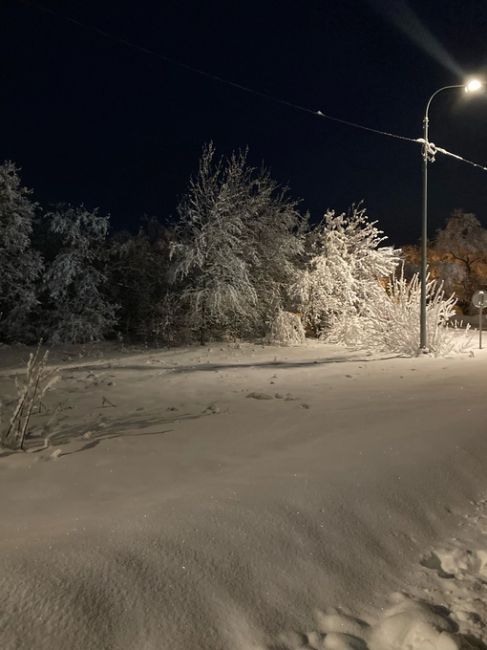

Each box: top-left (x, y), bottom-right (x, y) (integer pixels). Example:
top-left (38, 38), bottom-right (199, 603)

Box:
top-left (1, 340), bottom-right (487, 650)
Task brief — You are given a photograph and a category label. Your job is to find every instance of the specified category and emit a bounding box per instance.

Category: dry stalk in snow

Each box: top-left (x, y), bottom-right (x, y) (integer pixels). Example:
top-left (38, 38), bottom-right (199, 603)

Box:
top-left (0, 344), bottom-right (59, 451)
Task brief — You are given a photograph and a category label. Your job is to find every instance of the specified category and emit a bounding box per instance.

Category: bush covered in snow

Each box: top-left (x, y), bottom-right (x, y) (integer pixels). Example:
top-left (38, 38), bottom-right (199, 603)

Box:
top-left (267, 309), bottom-right (306, 345)
top-left (327, 271), bottom-right (470, 356)
top-left (292, 205), bottom-right (399, 337)
top-left (291, 204), bottom-right (470, 356)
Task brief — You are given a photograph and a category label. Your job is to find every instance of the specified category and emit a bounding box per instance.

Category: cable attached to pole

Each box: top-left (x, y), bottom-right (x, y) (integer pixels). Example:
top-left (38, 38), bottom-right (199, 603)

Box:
top-left (16, 0), bottom-right (487, 175)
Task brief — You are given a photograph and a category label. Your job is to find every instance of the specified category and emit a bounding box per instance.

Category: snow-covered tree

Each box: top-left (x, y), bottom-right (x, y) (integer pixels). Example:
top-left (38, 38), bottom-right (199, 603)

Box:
top-left (170, 144), bottom-right (258, 342)
top-left (292, 206), bottom-right (399, 337)
top-left (240, 169), bottom-right (305, 335)
top-left (434, 210), bottom-right (487, 310)
top-left (40, 204), bottom-right (116, 343)
top-left (171, 144), bottom-right (304, 342)
top-left (0, 161), bottom-right (42, 341)
top-left (108, 219), bottom-right (173, 342)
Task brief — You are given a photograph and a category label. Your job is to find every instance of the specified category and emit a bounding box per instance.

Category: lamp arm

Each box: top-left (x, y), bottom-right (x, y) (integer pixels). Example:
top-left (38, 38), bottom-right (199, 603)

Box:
top-left (424, 85), bottom-right (463, 124)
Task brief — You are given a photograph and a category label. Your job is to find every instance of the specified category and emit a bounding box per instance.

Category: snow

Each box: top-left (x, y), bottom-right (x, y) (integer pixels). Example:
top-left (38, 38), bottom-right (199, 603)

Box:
top-left (1, 341), bottom-right (487, 649)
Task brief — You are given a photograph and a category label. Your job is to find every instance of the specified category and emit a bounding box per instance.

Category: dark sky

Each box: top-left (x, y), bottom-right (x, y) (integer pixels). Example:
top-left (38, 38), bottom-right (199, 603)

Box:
top-left (2, 0), bottom-right (487, 245)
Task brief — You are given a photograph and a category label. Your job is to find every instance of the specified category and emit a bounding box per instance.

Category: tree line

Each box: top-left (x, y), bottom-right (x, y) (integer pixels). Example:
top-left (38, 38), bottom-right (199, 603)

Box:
top-left (2, 144), bottom-right (482, 348)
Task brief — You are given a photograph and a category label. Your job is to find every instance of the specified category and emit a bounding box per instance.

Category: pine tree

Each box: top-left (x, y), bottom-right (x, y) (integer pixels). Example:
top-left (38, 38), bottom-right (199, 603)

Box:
top-left (0, 161), bottom-right (42, 342)
top-left (41, 204), bottom-right (116, 343)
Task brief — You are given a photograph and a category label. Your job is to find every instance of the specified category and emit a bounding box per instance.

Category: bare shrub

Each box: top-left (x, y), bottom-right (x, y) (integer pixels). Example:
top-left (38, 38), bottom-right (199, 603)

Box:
top-left (1, 344), bottom-right (59, 451)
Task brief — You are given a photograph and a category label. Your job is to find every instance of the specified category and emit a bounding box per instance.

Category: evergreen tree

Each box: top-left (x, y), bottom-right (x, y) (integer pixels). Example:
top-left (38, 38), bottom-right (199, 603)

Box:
top-left (40, 204), bottom-right (116, 343)
top-left (0, 161), bottom-right (42, 342)
top-left (108, 219), bottom-right (173, 342)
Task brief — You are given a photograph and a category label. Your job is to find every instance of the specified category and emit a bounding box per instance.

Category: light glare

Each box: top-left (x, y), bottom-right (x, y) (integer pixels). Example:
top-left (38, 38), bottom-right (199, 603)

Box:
top-left (465, 79), bottom-right (483, 93)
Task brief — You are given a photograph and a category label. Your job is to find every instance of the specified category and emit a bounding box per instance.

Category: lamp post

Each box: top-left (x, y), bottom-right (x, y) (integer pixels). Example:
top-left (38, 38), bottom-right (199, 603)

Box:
top-left (420, 78), bottom-right (483, 351)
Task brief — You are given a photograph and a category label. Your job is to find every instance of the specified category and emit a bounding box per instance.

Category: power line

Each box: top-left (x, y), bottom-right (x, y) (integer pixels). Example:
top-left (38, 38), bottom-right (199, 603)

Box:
top-left (418, 138), bottom-right (487, 172)
top-left (435, 146), bottom-right (487, 173)
top-left (315, 110), bottom-right (416, 144)
top-left (15, 0), bottom-right (487, 174)
top-left (18, 0), bottom-right (419, 145)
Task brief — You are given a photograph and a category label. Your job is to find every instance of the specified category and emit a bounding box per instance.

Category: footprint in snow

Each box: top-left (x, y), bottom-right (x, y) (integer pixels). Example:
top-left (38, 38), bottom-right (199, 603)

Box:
top-left (421, 546), bottom-right (487, 580)
top-left (203, 403), bottom-right (220, 414)
top-left (279, 594), bottom-right (471, 650)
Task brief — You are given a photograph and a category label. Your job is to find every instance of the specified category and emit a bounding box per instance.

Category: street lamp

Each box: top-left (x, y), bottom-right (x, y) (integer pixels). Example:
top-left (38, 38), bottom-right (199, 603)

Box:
top-left (420, 78), bottom-right (484, 351)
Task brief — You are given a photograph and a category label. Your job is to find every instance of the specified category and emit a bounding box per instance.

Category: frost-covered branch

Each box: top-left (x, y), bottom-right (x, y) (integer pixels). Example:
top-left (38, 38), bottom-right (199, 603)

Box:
top-left (1, 344), bottom-right (59, 451)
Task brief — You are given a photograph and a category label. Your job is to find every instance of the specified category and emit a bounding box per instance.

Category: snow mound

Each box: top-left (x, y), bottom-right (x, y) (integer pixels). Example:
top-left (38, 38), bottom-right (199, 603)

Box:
top-left (423, 546), bottom-right (487, 579)
top-left (367, 593), bottom-right (458, 650)
top-left (278, 596), bottom-right (462, 650)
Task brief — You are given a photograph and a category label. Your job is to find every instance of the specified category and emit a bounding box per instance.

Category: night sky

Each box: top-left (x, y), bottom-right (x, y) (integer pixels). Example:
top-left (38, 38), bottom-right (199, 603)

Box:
top-left (2, 0), bottom-right (487, 245)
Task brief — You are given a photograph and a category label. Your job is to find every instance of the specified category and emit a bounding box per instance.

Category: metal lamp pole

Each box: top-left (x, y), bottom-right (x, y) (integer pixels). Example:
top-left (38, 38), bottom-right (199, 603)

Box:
top-left (420, 80), bottom-right (483, 351)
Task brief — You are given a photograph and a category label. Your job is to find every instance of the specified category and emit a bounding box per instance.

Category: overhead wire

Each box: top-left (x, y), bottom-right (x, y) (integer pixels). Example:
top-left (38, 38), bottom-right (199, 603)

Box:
top-left (17, 0), bottom-right (421, 145)
top-left (418, 138), bottom-right (487, 172)
top-left (16, 0), bottom-right (487, 174)
top-left (434, 146), bottom-right (487, 173)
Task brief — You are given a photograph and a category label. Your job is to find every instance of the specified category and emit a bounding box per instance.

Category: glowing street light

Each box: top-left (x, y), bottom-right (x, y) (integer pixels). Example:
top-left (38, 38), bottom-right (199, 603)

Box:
top-left (465, 78), bottom-right (483, 93)
top-left (419, 78), bottom-right (483, 351)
